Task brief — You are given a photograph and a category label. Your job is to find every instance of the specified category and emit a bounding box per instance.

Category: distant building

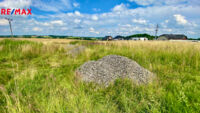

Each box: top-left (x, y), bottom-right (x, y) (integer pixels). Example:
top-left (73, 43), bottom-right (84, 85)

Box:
top-left (131, 37), bottom-right (148, 41)
top-left (102, 36), bottom-right (113, 41)
top-left (113, 35), bottom-right (124, 40)
top-left (158, 34), bottom-right (187, 40)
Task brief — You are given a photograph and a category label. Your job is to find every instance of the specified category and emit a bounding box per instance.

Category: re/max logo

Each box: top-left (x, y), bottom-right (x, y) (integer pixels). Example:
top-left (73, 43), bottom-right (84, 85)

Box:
top-left (1, 9), bottom-right (32, 15)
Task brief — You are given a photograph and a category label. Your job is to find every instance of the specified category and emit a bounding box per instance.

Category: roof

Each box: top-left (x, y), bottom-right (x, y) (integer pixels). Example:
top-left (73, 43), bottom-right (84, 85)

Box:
top-left (159, 34), bottom-right (187, 40)
top-left (102, 36), bottom-right (113, 40)
top-left (114, 35), bottom-right (124, 39)
top-left (131, 37), bottom-right (147, 38)
top-left (114, 35), bottom-right (124, 40)
top-left (104, 36), bottom-right (112, 38)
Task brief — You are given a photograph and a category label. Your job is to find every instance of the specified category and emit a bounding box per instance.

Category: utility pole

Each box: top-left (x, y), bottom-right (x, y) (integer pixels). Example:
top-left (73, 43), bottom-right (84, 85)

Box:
top-left (5, 18), bottom-right (13, 38)
top-left (155, 24), bottom-right (159, 40)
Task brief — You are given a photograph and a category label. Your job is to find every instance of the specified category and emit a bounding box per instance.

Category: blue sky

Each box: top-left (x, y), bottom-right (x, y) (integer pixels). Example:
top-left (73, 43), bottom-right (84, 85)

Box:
top-left (0, 0), bottom-right (200, 38)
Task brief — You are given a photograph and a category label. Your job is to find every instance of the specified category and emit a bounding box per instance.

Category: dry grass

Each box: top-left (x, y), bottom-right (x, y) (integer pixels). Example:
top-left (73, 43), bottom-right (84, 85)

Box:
top-left (96, 40), bottom-right (200, 53)
top-left (0, 38), bottom-right (76, 44)
top-left (21, 44), bottom-right (34, 54)
top-left (14, 66), bottom-right (38, 80)
top-left (0, 39), bottom-right (200, 113)
top-left (0, 45), bottom-right (3, 51)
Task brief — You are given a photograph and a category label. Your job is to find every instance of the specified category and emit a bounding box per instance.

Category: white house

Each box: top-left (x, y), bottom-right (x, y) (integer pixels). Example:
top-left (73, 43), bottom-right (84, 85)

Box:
top-left (131, 37), bottom-right (148, 41)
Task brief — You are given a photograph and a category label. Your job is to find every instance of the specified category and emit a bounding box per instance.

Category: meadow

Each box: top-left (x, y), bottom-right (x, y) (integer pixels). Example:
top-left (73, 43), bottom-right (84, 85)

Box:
top-left (0, 38), bottom-right (200, 113)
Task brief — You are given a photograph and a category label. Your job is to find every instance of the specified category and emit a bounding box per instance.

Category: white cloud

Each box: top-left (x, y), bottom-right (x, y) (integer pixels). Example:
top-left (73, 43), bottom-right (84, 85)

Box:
top-left (0, 0), bottom-right (31, 8)
top-left (129, 0), bottom-right (155, 6)
top-left (0, 0), bottom-right (199, 38)
top-left (42, 22), bottom-right (50, 26)
top-left (50, 20), bottom-right (64, 25)
top-left (73, 2), bottom-right (80, 7)
top-left (174, 14), bottom-right (188, 25)
top-left (187, 31), bottom-right (196, 34)
top-left (67, 13), bottom-right (74, 16)
top-left (0, 19), bottom-right (9, 25)
top-left (91, 15), bottom-right (98, 21)
top-left (112, 3), bottom-right (128, 12)
top-left (74, 19), bottom-right (81, 24)
top-left (132, 19), bottom-right (147, 24)
top-left (165, 20), bottom-right (169, 23)
top-left (0, 0), bottom-right (79, 12)
top-left (32, 0), bottom-right (72, 12)
top-left (66, 11), bottom-right (83, 17)
top-left (89, 27), bottom-right (95, 32)
top-left (95, 31), bottom-right (100, 34)
top-left (33, 27), bottom-right (42, 32)
top-left (89, 27), bottom-right (100, 34)
top-left (129, 0), bottom-right (195, 6)
top-left (61, 27), bottom-right (68, 30)
top-left (16, 3), bottom-right (199, 37)
top-left (93, 8), bottom-right (101, 12)
top-left (128, 0), bottom-right (199, 6)
top-left (119, 24), bottom-right (132, 27)
top-left (75, 11), bottom-right (81, 16)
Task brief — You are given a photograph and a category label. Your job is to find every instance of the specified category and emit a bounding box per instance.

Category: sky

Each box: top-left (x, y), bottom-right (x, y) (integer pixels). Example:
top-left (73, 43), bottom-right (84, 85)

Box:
top-left (0, 0), bottom-right (200, 38)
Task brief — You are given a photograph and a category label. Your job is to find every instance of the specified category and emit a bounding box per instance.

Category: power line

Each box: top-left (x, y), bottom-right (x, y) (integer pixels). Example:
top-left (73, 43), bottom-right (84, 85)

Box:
top-left (5, 17), bottom-right (13, 38)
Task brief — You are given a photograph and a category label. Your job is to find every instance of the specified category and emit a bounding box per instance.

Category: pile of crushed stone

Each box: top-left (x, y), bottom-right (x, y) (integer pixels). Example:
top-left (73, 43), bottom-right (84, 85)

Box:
top-left (76, 55), bottom-right (155, 86)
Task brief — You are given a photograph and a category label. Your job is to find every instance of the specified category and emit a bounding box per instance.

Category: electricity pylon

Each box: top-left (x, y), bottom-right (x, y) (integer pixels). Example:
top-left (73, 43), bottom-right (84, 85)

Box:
top-left (155, 24), bottom-right (159, 40)
top-left (5, 18), bottom-right (13, 38)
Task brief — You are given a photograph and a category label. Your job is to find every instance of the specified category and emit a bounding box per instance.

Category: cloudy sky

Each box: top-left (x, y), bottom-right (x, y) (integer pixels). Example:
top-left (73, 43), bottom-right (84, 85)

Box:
top-left (0, 0), bottom-right (200, 38)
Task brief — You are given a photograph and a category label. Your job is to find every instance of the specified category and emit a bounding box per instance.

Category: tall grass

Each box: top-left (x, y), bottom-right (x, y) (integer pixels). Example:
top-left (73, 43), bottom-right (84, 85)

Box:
top-left (0, 39), bottom-right (200, 113)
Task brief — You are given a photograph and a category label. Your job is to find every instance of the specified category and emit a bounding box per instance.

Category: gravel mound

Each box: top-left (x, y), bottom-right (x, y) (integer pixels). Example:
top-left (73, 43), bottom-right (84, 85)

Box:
top-left (76, 55), bottom-right (155, 86)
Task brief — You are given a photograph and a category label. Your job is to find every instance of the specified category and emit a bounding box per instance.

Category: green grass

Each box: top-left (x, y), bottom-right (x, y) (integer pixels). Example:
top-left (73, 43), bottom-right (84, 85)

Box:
top-left (0, 39), bottom-right (200, 113)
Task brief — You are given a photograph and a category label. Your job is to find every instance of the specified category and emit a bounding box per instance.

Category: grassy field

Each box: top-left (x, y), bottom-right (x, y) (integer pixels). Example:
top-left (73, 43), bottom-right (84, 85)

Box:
top-left (0, 39), bottom-right (200, 113)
